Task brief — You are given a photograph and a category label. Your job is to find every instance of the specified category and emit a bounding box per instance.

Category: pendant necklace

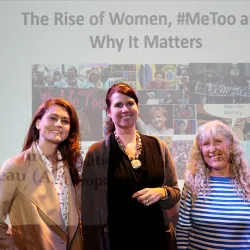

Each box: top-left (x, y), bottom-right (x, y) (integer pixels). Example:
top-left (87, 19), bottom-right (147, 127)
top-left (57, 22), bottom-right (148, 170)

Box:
top-left (114, 130), bottom-right (142, 169)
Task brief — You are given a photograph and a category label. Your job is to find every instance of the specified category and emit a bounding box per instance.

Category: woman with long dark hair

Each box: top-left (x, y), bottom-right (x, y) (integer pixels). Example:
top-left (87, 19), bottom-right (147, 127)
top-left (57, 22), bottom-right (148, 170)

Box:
top-left (0, 98), bottom-right (83, 249)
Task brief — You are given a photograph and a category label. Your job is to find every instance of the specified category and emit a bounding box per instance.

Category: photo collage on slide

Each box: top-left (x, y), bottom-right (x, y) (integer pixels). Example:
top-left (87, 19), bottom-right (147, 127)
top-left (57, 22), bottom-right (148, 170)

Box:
top-left (32, 63), bottom-right (250, 179)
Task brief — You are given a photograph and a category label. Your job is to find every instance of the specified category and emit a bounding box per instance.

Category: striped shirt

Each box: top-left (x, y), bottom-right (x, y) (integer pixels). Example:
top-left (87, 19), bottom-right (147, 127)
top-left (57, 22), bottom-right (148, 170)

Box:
top-left (176, 176), bottom-right (250, 249)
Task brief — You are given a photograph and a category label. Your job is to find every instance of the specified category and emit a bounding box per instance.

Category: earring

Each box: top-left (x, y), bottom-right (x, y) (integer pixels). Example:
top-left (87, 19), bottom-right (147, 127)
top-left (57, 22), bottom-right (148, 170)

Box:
top-left (205, 163), bottom-right (211, 169)
top-left (230, 152), bottom-right (234, 163)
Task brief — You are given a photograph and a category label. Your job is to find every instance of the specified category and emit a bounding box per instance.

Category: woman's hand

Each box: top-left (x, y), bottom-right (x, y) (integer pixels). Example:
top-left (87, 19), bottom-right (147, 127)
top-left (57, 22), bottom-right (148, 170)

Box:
top-left (132, 187), bottom-right (167, 206)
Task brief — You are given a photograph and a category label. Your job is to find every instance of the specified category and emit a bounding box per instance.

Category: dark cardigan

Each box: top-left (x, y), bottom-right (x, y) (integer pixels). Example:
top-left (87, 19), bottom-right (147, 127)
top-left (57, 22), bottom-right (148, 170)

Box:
top-left (81, 133), bottom-right (180, 250)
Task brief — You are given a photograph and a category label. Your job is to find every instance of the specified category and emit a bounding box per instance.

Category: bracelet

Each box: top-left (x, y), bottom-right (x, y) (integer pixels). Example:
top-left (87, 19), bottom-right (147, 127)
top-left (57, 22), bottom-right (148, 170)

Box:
top-left (161, 186), bottom-right (168, 200)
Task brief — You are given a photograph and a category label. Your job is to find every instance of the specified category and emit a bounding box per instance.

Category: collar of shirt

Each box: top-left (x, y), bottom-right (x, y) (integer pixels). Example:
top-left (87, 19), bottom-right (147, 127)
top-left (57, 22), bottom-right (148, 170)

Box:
top-left (35, 142), bottom-right (64, 174)
top-left (35, 142), bottom-right (69, 230)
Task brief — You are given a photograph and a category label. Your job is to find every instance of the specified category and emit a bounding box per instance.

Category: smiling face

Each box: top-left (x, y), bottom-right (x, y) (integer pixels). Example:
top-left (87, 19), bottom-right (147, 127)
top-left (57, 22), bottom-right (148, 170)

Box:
top-left (151, 110), bottom-right (166, 130)
top-left (155, 73), bottom-right (164, 84)
top-left (107, 92), bottom-right (139, 131)
top-left (35, 104), bottom-right (70, 146)
top-left (200, 131), bottom-right (231, 176)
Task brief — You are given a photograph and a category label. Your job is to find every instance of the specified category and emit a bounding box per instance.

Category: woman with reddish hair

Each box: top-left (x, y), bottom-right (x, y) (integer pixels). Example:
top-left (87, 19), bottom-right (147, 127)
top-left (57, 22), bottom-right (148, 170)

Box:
top-left (0, 98), bottom-right (83, 249)
top-left (82, 83), bottom-right (180, 250)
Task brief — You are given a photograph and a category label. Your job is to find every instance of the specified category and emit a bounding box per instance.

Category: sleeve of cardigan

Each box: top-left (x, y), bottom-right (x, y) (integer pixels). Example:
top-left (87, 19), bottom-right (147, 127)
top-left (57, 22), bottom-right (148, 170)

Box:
top-left (158, 139), bottom-right (181, 209)
top-left (81, 146), bottom-right (98, 227)
top-left (81, 139), bottom-right (109, 250)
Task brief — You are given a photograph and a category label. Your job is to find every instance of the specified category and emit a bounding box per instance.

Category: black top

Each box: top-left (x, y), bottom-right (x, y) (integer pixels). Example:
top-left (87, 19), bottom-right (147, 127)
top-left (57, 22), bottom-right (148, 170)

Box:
top-left (108, 133), bottom-right (167, 250)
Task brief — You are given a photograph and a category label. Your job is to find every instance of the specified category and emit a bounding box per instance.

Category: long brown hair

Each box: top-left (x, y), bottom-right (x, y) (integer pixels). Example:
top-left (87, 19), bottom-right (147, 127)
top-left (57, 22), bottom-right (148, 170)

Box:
top-left (23, 98), bottom-right (82, 185)
top-left (105, 83), bottom-right (138, 135)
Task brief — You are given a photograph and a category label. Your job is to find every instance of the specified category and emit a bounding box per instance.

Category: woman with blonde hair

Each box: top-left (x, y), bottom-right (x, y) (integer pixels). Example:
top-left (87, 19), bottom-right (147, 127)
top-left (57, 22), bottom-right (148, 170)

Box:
top-left (176, 120), bottom-right (250, 250)
top-left (136, 105), bottom-right (174, 136)
top-left (85, 68), bottom-right (104, 89)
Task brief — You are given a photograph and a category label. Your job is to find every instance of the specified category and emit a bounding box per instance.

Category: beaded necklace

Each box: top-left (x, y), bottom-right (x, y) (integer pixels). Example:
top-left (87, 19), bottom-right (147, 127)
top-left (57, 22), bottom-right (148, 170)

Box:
top-left (114, 130), bottom-right (142, 169)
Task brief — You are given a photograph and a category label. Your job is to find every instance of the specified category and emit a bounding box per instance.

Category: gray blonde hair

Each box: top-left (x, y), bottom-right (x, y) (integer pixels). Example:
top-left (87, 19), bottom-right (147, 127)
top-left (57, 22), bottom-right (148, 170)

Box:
top-left (183, 120), bottom-right (250, 204)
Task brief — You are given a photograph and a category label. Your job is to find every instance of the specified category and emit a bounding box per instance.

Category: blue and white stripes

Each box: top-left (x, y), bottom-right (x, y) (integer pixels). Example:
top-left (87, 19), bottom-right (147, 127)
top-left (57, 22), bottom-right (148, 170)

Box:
top-left (176, 176), bottom-right (250, 249)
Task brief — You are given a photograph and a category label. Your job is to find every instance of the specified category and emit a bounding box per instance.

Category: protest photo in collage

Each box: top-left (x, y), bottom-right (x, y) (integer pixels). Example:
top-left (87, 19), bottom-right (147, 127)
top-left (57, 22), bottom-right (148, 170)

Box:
top-left (172, 140), bottom-right (193, 180)
top-left (189, 63), bottom-right (250, 104)
top-left (173, 104), bottom-right (196, 119)
top-left (32, 63), bottom-right (250, 180)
